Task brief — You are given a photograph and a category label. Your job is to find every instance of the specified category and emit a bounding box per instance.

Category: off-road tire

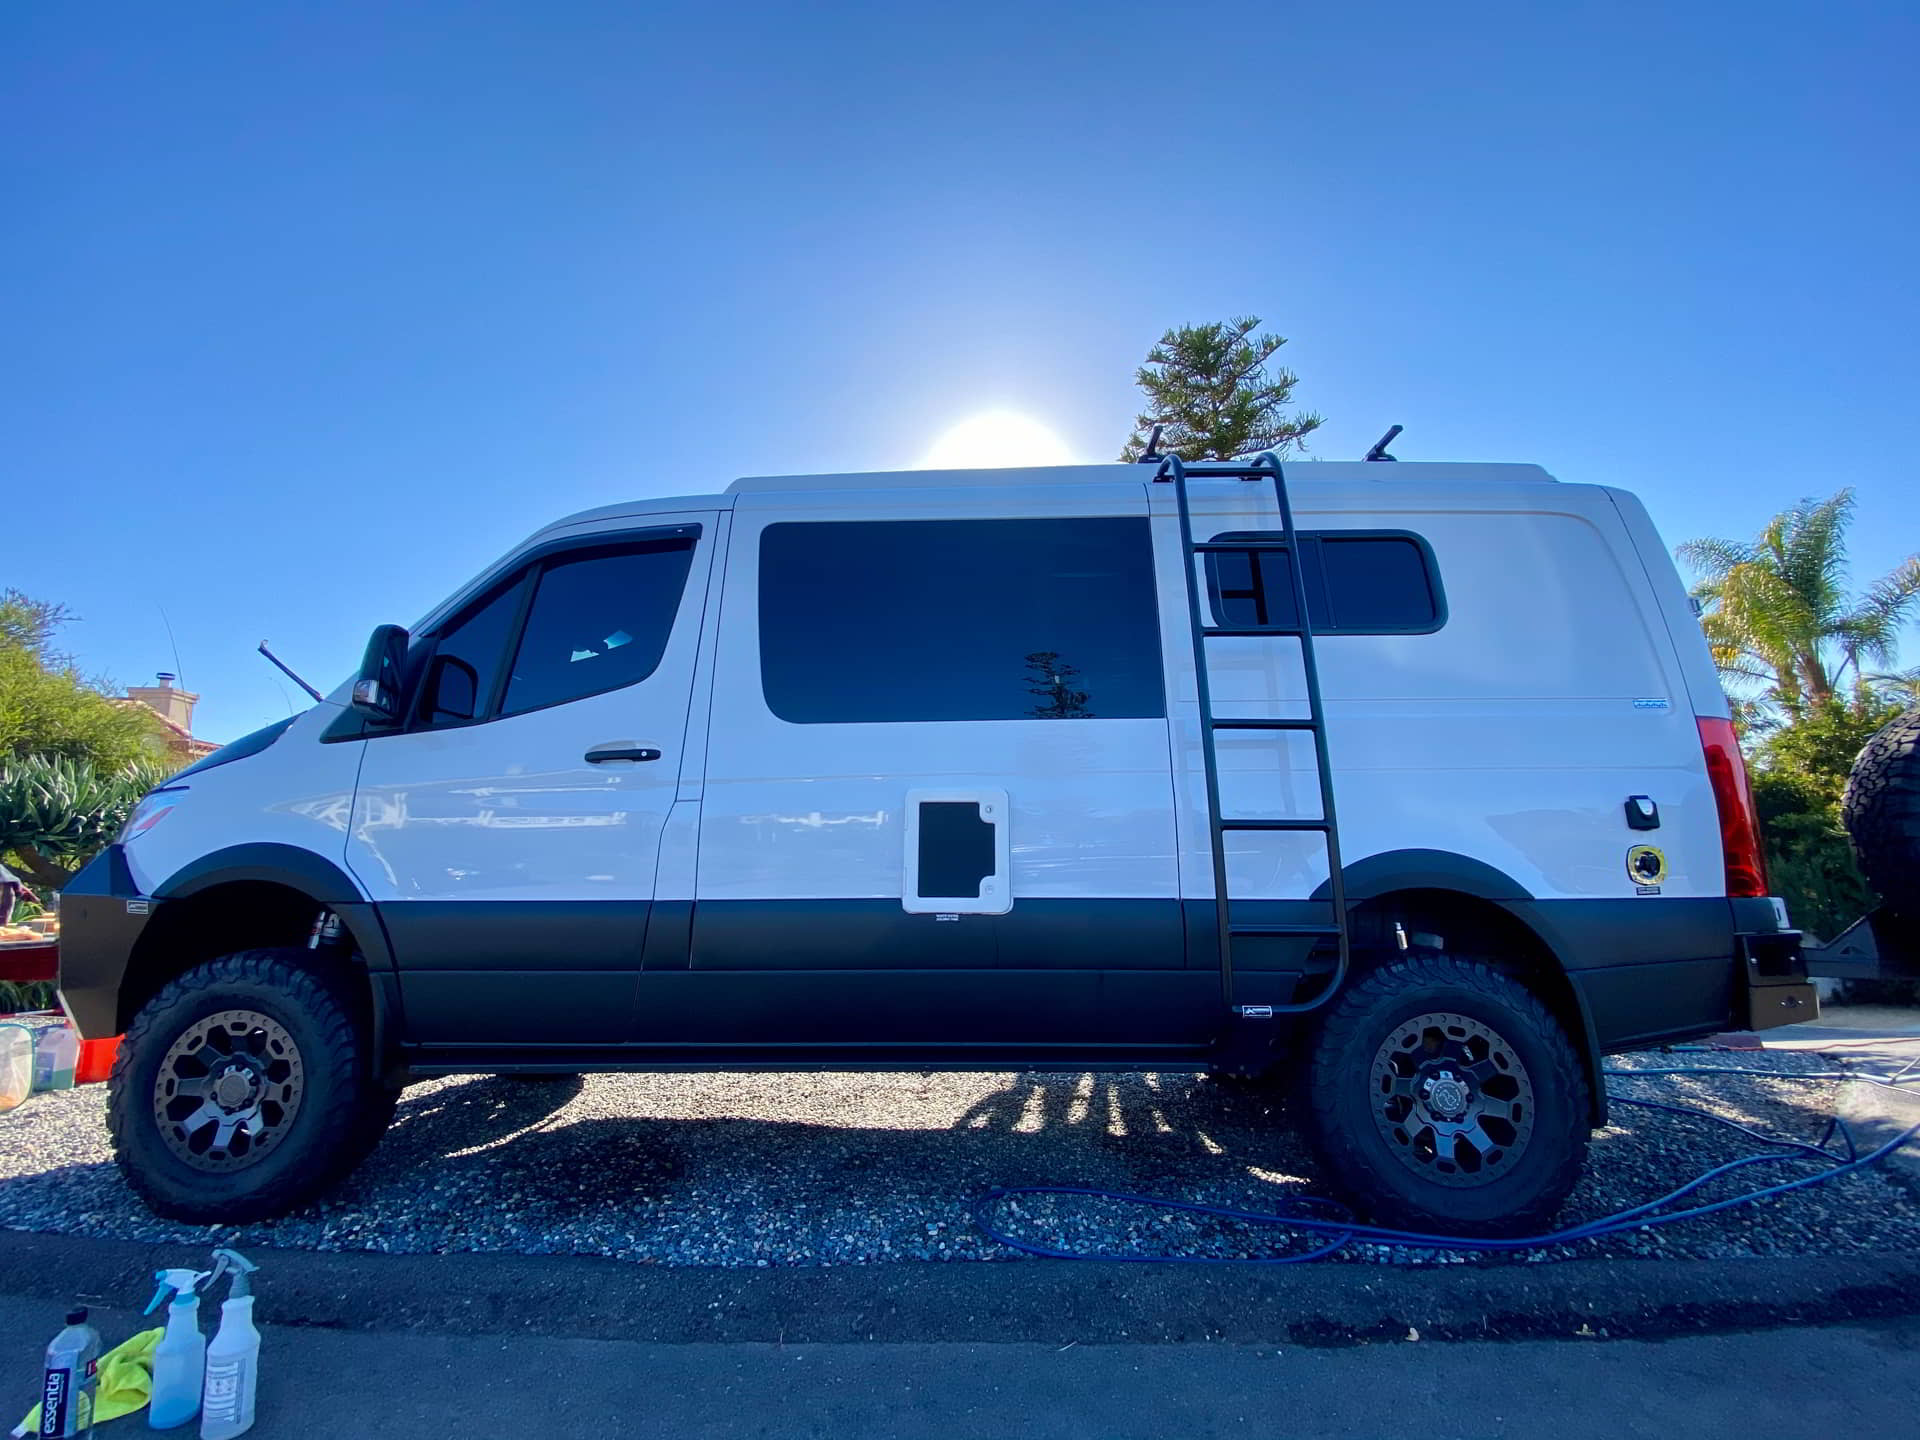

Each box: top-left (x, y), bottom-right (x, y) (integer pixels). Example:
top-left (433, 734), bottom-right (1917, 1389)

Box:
top-left (1303, 954), bottom-right (1590, 1238)
top-left (1843, 705), bottom-right (1920, 916)
top-left (107, 948), bottom-right (392, 1222)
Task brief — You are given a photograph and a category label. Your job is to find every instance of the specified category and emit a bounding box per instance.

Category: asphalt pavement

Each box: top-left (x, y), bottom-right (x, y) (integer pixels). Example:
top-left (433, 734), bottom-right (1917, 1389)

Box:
top-left (5, 1291), bottom-right (1915, 1440)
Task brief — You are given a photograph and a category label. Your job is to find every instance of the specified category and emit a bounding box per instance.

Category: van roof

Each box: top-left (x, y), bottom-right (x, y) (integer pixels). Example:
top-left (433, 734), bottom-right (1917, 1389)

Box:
top-left (725, 460), bottom-right (1558, 494)
top-left (541, 460), bottom-right (1562, 533)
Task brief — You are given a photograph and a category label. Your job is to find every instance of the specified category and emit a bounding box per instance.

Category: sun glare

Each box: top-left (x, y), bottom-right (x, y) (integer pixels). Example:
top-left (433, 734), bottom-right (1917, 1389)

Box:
top-left (920, 411), bottom-right (1076, 469)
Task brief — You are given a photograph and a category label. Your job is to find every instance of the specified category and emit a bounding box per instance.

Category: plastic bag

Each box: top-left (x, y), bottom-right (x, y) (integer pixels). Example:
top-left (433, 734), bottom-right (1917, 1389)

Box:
top-left (0, 1024), bottom-right (31, 1112)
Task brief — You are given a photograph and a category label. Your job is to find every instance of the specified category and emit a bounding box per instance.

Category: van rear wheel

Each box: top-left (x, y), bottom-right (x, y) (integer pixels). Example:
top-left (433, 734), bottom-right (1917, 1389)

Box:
top-left (108, 949), bottom-right (392, 1223)
top-left (1303, 954), bottom-right (1589, 1238)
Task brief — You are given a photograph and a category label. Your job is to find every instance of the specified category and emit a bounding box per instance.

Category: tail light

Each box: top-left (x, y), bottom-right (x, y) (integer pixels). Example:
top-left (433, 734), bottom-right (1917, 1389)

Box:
top-left (1698, 716), bottom-right (1769, 897)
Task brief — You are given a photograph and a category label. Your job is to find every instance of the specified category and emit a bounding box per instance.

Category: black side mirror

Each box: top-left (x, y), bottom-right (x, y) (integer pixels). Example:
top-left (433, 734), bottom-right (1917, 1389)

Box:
top-left (351, 624), bottom-right (410, 723)
top-left (423, 655), bottom-right (480, 724)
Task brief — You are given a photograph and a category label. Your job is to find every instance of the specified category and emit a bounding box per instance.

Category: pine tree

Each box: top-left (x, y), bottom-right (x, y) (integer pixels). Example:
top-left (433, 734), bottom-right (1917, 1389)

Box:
top-left (1025, 651), bottom-right (1093, 719)
top-left (1120, 317), bottom-right (1323, 462)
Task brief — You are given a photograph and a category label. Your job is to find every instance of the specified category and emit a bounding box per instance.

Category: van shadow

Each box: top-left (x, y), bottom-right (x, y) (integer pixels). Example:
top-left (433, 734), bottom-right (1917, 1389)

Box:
top-left (317, 1070), bottom-right (1317, 1240)
top-left (0, 1067), bottom-right (1875, 1263)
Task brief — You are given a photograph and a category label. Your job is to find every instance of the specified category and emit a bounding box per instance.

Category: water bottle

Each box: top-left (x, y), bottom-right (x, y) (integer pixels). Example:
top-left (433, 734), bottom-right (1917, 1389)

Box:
top-left (31, 1026), bottom-right (79, 1093)
top-left (37, 1307), bottom-right (101, 1438)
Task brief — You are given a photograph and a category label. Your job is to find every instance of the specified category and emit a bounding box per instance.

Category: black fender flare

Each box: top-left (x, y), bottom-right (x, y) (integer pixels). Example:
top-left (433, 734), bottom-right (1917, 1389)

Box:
top-left (1313, 848), bottom-right (1607, 1127)
top-left (152, 843), bottom-right (401, 1060)
top-left (1311, 848), bottom-right (1534, 904)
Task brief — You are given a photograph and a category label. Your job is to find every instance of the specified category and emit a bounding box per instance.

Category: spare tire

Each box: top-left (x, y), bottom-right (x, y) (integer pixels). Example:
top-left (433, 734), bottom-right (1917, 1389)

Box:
top-left (1843, 705), bottom-right (1920, 915)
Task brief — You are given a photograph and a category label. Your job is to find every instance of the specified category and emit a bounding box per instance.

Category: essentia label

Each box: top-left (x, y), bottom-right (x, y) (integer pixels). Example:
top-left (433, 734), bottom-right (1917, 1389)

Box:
top-left (38, 1366), bottom-right (67, 1437)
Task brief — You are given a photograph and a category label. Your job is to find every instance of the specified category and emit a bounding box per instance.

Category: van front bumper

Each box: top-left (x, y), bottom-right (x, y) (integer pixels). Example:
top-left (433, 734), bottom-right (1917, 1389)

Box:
top-left (55, 843), bottom-right (152, 1039)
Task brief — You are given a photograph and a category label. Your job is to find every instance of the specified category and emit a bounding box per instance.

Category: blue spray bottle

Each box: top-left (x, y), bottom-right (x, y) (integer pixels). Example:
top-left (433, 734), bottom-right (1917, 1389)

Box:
top-left (145, 1267), bottom-right (211, 1430)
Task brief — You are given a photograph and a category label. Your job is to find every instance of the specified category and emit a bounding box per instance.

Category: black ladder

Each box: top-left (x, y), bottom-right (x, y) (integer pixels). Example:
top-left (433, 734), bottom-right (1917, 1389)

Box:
top-left (1154, 451), bottom-right (1350, 1019)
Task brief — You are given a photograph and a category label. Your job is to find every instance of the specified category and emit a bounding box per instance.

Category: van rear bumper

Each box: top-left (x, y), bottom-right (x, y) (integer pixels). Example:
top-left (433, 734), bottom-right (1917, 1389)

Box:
top-left (1736, 927), bottom-right (1815, 1031)
top-left (1514, 896), bottom-right (1812, 1050)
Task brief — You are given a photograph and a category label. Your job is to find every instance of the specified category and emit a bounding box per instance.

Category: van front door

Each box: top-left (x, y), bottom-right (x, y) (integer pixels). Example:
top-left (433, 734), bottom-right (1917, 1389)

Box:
top-left (344, 518), bottom-right (715, 1047)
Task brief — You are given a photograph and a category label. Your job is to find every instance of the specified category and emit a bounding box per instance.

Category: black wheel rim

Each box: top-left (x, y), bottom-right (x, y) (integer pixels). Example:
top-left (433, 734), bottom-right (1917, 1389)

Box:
top-left (1368, 1010), bottom-right (1535, 1189)
top-left (152, 1010), bottom-right (305, 1172)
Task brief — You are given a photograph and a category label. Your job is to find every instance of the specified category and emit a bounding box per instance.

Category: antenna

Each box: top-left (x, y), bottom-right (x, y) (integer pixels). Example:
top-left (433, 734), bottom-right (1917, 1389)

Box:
top-left (1363, 424), bottom-right (1403, 462)
top-left (257, 641), bottom-right (323, 702)
top-left (154, 604), bottom-right (186, 690)
top-left (1138, 423), bottom-right (1166, 462)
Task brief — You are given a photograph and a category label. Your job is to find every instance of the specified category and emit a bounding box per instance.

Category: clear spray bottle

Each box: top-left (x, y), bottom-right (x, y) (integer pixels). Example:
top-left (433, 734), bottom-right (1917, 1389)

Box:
top-left (144, 1267), bottom-right (211, 1430)
top-left (199, 1250), bottom-right (260, 1440)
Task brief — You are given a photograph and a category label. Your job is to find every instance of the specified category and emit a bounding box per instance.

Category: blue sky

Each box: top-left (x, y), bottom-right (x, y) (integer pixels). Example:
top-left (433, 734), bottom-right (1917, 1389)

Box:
top-left (6, 1), bottom-right (1916, 743)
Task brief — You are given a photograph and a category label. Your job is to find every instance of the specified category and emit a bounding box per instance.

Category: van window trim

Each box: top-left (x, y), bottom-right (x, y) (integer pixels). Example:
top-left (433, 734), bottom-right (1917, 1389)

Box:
top-left (382, 523), bottom-right (703, 739)
top-left (1202, 527), bottom-right (1448, 637)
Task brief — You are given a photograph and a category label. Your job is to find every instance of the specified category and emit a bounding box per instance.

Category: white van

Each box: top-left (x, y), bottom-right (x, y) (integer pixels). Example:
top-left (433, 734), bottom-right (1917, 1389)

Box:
top-left (59, 455), bottom-right (1811, 1236)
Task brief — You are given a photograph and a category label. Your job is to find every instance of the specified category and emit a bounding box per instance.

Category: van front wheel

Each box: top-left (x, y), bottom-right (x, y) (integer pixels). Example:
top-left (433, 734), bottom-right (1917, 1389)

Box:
top-left (1303, 955), bottom-right (1589, 1239)
top-left (107, 949), bottom-right (391, 1223)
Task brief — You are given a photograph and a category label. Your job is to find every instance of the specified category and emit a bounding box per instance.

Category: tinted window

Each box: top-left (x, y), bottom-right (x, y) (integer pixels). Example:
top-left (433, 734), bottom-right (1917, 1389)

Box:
top-left (1320, 537), bottom-right (1437, 631)
top-left (760, 517), bottom-right (1164, 723)
top-left (419, 579), bottom-right (525, 727)
top-left (1206, 532), bottom-right (1441, 634)
top-left (501, 542), bottom-right (695, 716)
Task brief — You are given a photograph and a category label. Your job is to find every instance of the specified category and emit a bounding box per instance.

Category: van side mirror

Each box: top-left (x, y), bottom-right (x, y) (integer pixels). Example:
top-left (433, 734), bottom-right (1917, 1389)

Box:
top-left (351, 624), bottom-right (410, 723)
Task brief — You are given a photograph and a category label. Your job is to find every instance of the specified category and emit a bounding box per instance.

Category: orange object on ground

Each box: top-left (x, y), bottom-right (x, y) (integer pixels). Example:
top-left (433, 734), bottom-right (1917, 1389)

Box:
top-left (75, 1035), bottom-right (120, 1084)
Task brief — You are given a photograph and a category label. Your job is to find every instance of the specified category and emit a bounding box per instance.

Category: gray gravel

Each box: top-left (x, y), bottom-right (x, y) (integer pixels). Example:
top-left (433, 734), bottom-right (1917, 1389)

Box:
top-left (3, 1051), bottom-right (1918, 1267)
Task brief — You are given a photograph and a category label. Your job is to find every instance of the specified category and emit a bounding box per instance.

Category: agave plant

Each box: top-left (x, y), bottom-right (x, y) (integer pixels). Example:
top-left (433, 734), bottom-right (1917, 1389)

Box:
top-left (0, 753), bottom-right (173, 889)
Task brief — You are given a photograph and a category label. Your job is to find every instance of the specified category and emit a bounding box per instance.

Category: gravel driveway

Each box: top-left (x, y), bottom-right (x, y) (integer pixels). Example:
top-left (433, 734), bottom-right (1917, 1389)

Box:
top-left (3, 1052), bottom-right (1917, 1267)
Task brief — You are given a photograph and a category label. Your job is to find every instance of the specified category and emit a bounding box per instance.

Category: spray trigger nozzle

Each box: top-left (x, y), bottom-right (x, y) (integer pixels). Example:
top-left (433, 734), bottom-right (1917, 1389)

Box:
top-left (144, 1267), bottom-right (211, 1314)
top-left (208, 1247), bottom-right (260, 1299)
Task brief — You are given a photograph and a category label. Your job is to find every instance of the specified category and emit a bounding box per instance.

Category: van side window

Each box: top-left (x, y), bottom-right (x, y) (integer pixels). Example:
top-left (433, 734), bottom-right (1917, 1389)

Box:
top-left (418, 578), bottom-right (526, 727)
top-left (1205, 531), bottom-right (1444, 635)
top-left (759, 517), bottom-right (1165, 723)
top-left (501, 541), bottom-right (696, 717)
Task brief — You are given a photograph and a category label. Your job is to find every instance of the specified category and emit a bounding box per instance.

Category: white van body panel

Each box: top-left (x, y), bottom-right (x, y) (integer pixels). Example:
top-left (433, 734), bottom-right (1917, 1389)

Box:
top-left (341, 508), bottom-right (717, 908)
top-left (1152, 474), bottom-right (1720, 905)
top-left (1604, 487), bottom-right (1730, 722)
top-left (116, 700), bottom-right (362, 899)
top-left (698, 479), bottom-right (1177, 905)
top-left (119, 464), bottom-right (1725, 923)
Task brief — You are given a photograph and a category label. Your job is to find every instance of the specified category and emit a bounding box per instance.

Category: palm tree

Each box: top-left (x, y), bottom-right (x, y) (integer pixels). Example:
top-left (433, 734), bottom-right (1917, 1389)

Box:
top-left (1678, 489), bottom-right (1920, 728)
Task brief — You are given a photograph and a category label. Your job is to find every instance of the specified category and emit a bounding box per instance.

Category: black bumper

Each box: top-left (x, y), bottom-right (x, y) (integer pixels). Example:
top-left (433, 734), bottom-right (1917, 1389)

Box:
top-left (1736, 927), bottom-right (1817, 1031)
top-left (56, 844), bottom-right (152, 1038)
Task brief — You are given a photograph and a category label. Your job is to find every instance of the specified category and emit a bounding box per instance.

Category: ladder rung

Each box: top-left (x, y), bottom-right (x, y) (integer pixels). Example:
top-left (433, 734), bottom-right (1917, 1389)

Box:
top-left (1191, 539), bottom-right (1296, 554)
top-left (1220, 818), bottom-right (1328, 832)
top-left (1210, 717), bottom-right (1318, 731)
top-left (1229, 923), bottom-right (1344, 938)
top-left (1202, 626), bottom-right (1308, 638)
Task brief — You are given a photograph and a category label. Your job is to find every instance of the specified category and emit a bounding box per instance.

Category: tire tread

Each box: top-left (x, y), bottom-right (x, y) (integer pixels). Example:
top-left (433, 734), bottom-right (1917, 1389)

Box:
top-left (107, 948), bottom-right (387, 1223)
top-left (1303, 954), bottom-right (1589, 1238)
top-left (1844, 706), bottom-right (1920, 914)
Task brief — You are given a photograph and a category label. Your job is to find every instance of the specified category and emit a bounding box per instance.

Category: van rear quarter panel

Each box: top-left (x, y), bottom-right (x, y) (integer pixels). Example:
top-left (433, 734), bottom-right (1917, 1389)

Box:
top-left (1161, 479), bottom-right (1722, 907)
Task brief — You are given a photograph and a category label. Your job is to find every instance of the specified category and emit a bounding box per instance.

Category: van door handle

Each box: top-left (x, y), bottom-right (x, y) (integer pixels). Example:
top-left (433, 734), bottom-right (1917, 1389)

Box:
top-left (584, 743), bottom-right (662, 764)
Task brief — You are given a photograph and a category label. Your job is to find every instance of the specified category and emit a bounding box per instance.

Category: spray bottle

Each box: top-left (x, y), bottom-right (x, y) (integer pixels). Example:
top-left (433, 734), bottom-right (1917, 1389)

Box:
top-left (35, 1307), bottom-right (101, 1439)
top-left (144, 1267), bottom-right (211, 1430)
top-left (198, 1250), bottom-right (259, 1440)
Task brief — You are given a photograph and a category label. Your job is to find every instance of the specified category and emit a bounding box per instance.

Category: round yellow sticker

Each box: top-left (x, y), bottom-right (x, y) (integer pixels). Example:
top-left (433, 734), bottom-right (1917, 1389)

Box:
top-left (1627, 845), bottom-right (1669, 887)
